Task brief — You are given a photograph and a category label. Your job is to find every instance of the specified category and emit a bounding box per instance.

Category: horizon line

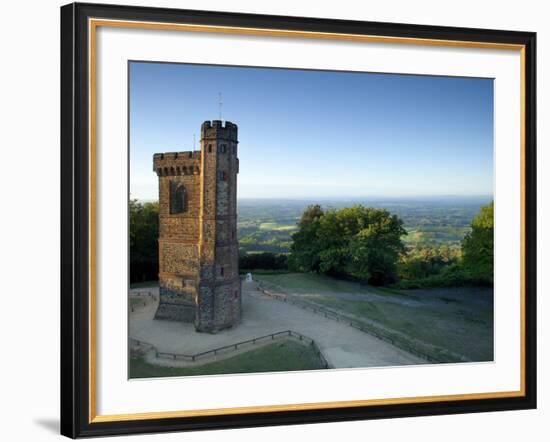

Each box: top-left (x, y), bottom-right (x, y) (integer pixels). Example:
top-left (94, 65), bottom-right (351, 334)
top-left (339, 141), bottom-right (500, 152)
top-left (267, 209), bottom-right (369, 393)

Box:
top-left (133, 194), bottom-right (493, 202)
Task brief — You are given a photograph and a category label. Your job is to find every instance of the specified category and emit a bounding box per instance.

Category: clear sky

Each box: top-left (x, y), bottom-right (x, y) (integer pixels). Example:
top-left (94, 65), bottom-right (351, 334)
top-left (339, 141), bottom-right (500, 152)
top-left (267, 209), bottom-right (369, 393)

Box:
top-left (129, 61), bottom-right (493, 200)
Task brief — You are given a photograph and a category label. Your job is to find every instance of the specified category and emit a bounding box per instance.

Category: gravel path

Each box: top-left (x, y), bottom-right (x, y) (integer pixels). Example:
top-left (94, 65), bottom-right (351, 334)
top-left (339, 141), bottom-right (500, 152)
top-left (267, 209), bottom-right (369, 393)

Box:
top-left (129, 281), bottom-right (425, 369)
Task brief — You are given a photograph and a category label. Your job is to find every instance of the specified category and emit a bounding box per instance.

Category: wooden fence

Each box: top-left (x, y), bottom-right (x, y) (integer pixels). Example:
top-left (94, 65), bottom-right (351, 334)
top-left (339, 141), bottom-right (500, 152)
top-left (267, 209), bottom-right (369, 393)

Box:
top-left (130, 330), bottom-right (330, 368)
top-left (129, 291), bottom-right (157, 312)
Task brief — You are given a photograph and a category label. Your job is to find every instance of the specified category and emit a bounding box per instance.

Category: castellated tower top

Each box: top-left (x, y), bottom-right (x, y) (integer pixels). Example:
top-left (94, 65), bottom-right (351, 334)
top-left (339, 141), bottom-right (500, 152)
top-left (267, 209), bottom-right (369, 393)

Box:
top-left (201, 120), bottom-right (238, 142)
top-left (152, 151), bottom-right (201, 176)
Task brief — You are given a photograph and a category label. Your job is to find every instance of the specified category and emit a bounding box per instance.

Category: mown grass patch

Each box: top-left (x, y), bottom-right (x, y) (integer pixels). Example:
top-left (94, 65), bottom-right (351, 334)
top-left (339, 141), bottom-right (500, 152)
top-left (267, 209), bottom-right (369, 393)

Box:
top-left (130, 298), bottom-right (147, 308)
top-left (241, 269), bottom-right (292, 276)
top-left (312, 296), bottom-right (492, 362)
top-left (130, 340), bottom-right (325, 379)
top-left (255, 272), bottom-right (493, 363)
top-left (129, 280), bottom-right (159, 289)
top-left (258, 272), bottom-right (366, 295)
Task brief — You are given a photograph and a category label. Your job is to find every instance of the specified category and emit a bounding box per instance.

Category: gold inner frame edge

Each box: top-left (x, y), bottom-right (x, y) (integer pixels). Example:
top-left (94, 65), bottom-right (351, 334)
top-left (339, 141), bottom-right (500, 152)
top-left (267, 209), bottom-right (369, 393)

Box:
top-left (87, 18), bottom-right (527, 424)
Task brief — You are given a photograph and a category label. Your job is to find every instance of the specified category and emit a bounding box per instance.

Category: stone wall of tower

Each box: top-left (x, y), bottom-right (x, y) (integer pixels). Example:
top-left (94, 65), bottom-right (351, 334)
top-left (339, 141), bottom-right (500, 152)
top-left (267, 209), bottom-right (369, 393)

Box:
top-left (196, 120), bottom-right (241, 332)
top-left (153, 152), bottom-right (202, 322)
top-left (152, 121), bottom-right (241, 332)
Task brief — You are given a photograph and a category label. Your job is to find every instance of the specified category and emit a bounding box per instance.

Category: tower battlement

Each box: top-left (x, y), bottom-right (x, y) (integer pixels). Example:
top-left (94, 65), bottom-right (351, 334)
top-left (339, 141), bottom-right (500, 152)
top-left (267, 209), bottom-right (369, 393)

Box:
top-left (153, 151), bottom-right (201, 176)
top-left (201, 120), bottom-right (238, 141)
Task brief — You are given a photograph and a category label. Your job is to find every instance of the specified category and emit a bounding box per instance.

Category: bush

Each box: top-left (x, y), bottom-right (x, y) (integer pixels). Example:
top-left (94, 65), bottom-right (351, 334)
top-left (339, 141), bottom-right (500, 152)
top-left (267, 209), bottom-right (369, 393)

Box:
top-left (239, 252), bottom-right (288, 271)
top-left (392, 264), bottom-right (490, 289)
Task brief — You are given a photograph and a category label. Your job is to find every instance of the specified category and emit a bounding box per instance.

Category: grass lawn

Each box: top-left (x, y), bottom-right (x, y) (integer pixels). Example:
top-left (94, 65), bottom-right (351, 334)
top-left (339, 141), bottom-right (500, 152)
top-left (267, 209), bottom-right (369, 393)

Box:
top-left (241, 269), bottom-right (291, 276)
top-left (256, 273), bottom-right (493, 363)
top-left (130, 340), bottom-right (325, 378)
top-left (257, 272), bottom-right (376, 295)
top-left (130, 280), bottom-right (159, 289)
top-left (130, 298), bottom-right (145, 308)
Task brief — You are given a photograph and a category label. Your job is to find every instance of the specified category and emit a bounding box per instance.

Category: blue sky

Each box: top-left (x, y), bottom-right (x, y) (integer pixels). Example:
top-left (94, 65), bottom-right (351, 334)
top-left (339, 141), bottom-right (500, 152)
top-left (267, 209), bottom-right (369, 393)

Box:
top-left (129, 62), bottom-right (493, 200)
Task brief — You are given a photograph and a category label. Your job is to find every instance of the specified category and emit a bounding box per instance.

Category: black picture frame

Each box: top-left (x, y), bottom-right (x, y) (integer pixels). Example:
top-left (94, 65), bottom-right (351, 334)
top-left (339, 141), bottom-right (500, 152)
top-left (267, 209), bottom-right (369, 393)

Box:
top-left (60, 2), bottom-right (537, 438)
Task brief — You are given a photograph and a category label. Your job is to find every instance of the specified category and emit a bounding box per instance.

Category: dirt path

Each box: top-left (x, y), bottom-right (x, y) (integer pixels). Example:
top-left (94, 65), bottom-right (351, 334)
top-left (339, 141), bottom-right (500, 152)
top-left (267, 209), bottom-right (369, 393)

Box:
top-left (129, 281), bottom-right (425, 368)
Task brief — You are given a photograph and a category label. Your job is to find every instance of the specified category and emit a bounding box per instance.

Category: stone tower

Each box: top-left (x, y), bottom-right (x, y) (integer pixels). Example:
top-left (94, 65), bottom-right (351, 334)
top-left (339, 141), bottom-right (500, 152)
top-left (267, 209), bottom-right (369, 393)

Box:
top-left (153, 120), bottom-right (241, 332)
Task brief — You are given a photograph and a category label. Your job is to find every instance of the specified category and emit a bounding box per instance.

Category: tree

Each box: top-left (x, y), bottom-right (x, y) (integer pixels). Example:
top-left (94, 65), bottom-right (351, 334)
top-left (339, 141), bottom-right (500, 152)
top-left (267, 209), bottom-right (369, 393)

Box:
top-left (288, 205), bottom-right (324, 272)
top-left (298, 204), bottom-right (324, 228)
top-left (461, 201), bottom-right (494, 285)
top-left (345, 209), bottom-right (407, 284)
top-left (129, 199), bottom-right (160, 283)
top-left (289, 204), bottom-right (407, 285)
top-left (397, 245), bottom-right (460, 281)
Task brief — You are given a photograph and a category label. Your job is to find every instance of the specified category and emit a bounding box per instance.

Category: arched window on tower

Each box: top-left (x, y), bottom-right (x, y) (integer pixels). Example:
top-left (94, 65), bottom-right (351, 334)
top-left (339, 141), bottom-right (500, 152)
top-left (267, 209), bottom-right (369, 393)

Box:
top-left (169, 181), bottom-right (187, 214)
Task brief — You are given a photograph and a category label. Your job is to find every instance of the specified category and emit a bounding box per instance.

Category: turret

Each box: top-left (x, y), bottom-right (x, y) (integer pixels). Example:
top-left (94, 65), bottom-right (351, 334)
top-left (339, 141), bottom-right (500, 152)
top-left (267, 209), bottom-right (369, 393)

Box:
top-left (201, 120), bottom-right (238, 142)
top-left (196, 120), bottom-right (241, 332)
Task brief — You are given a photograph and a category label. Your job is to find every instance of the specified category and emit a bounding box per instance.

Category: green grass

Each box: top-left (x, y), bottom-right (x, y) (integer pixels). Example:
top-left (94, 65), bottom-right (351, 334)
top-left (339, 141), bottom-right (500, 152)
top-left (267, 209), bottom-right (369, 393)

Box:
top-left (258, 272), bottom-right (368, 295)
top-left (130, 340), bottom-right (325, 378)
top-left (130, 298), bottom-right (146, 308)
top-left (241, 269), bottom-right (291, 275)
top-left (258, 272), bottom-right (411, 299)
top-left (313, 297), bottom-right (492, 361)
top-left (130, 280), bottom-right (159, 289)
top-left (255, 272), bottom-right (493, 363)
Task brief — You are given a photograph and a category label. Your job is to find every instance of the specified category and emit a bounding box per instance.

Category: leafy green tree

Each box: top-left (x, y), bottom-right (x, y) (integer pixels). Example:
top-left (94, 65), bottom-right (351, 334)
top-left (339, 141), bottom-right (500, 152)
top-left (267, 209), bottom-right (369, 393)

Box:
top-left (347, 213), bottom-right (407, 284)
top-left (289, 205), bottom-right (406, 285)
top-left (129, 199), bottom-right (159, 283)
top-left (397, 245), bottom-right (461, 281)
top-left (288, 205), bottom-right (324, 272)
top-left (298, 204), bottom-right (324, 228)
top-left (462, 201), bottom-right (494, 284)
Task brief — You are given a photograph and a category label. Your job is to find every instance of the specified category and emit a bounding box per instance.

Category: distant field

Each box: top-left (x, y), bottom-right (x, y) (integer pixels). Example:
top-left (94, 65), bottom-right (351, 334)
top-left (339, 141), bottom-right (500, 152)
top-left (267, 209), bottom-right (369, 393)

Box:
top-left (259, 222), bottom-right (297, 232)
top-left (130, 340), bottom-right (325, 378)
top-left (254, 272), bottom-right (493, 363)
top-left (237, 197), bottom-right (488, 254)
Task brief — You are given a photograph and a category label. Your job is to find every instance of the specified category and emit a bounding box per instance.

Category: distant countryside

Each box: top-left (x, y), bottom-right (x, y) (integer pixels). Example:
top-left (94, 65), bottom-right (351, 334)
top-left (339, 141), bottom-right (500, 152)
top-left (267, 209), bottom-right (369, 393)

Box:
top-left (237, 197), bottom-right (493, 288)
top-left (130, 196), bottom-right (494, 368)
top-left (130, 196), bottom-right (494, 288)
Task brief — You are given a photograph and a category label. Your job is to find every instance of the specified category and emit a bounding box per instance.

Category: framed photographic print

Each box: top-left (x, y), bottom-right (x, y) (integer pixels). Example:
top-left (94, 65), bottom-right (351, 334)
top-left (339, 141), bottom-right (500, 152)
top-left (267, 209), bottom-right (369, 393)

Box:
top-left (60, 2), bottom-right (537, 438)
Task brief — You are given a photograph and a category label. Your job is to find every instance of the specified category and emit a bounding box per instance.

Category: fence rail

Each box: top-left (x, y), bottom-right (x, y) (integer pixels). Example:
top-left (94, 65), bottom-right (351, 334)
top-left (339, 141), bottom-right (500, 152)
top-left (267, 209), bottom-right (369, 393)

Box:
top-left (257, 284), bottom-right (468, 364)
top-left (129, 291), bottom-right (157, 298)
top-left (129, 291), bottom-right (157, 312)
top-left (130, 330), bottom-right (330, 368)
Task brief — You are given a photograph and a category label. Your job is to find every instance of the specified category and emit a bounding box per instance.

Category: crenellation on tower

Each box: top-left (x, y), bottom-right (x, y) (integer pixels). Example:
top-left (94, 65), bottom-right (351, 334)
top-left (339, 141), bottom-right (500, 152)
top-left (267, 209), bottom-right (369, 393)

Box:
top-left (153, 120), bottom-right (241, 332)
top-left (153, 151), bottom-right (201, 176)
top-left (201, 120), bottom-right (238, 142)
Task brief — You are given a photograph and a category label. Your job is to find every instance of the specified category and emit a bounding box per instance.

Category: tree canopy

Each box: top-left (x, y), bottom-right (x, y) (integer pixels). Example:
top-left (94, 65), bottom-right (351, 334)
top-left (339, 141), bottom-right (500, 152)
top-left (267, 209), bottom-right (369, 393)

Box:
top-left (289, 205), bottom-right (407, 285)
top-left (461, 201), bottom-right (494, 284)
top-left (129, 199), bottom-right (159, 283)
